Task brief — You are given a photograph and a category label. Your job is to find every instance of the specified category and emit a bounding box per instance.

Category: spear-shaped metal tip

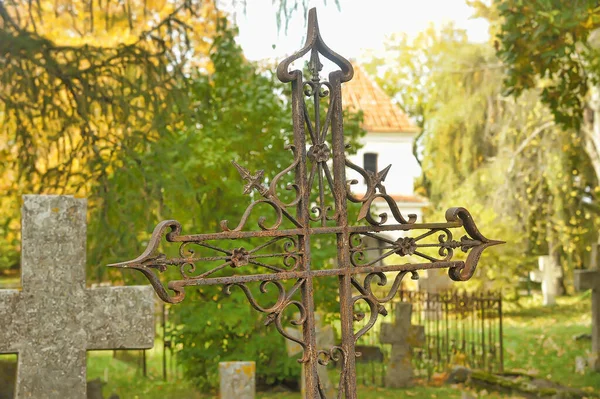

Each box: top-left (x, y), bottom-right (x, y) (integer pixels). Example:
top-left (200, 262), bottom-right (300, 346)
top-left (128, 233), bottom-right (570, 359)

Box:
top-left (232, 161), bottom-right (250, 178)
top-left (107, 259), bottom-right (132, 268)
top-left (378, 164), bottom-right (392, 181)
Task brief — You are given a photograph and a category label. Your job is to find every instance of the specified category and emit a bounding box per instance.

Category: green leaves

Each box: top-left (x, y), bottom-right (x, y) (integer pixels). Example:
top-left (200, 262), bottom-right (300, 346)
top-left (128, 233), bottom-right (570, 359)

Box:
top-left (494, 0), bottom-right (600, 130)
top-left (364, 20), bottom-right (600, 288)
top-left (86, 20), bottom-right (364, 391)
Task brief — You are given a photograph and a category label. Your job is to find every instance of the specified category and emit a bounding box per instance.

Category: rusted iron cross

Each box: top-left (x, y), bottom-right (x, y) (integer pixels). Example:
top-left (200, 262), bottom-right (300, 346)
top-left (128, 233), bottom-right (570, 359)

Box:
top-left (110, 8), bottom-right (501, 398)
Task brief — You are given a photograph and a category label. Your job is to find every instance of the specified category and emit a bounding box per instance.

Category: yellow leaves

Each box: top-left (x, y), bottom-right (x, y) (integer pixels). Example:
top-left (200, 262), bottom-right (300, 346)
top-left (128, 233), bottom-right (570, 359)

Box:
top-left (8, 0), bottom-right (219, 63)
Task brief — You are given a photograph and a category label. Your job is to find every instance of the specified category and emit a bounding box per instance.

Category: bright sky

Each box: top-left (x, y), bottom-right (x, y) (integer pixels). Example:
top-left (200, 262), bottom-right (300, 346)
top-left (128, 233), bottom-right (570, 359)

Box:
top-left (232, 0), bottom-right (489, 62)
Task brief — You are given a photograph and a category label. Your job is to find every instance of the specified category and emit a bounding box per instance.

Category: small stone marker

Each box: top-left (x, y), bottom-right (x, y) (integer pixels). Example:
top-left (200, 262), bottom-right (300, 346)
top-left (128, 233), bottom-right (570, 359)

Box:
top-left (219, 361), bottom-right (255, 399)
top-left (574, 268), bottom-right (600, 371)
top-left (380, 302), bottom-right (425, 388)
top-left (0, 195), bottom-right (155, 398)
top-left (529, 255), bottom-right (562, 306)
top-left (285, 313), bottom-right (335, 398)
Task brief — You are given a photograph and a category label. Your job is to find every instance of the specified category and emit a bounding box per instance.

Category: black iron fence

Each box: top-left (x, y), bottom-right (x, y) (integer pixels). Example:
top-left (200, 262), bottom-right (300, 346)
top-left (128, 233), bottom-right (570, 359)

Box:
top-left (355, 289), bottom-right (503, 385)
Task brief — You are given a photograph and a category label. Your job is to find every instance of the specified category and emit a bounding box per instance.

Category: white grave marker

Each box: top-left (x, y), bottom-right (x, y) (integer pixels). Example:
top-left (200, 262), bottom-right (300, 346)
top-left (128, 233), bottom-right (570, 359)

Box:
top-left (530, 255), bottom-right (562, 306)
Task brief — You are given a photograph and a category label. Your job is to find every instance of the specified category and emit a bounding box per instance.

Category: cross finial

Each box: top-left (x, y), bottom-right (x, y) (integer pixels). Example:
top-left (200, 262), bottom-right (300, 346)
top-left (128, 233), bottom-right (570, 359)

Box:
top-left (309, 48), bottom-right (323, 82)
top-left (276, 8), bottom-right (353, 83)
top-left (232, 161), bottom-right (268, 196)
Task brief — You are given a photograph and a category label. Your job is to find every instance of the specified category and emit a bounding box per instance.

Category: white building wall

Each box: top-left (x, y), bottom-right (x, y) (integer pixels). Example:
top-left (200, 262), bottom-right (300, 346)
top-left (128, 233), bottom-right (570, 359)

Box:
top-left (346, 131), bottom-right (424, 224)
top-left (346, 132), bottom-right (421, 197)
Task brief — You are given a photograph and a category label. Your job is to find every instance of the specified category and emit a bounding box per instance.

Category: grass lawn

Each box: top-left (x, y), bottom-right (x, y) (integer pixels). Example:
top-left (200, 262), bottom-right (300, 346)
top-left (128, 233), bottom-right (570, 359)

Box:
top-left (502, 293), bottom-right (600, 390)
top-left (80, 292), bottom-right (600, 398)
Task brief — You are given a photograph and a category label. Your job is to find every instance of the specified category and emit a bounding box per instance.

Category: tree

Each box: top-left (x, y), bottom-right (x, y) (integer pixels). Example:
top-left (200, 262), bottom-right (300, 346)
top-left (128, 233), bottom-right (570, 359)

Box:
top-left (364, 23), bottom-right (599, 288)
top-left (87, 20), bottom-right (363, 389)
top-left (0, 0), bottom-right (341, 272)
top-left (484, 0), bottom-right (600, 131)
top-left (477, 0), bottom-right (600, 268)
top-left (0, 0), bottom-right (220, 271)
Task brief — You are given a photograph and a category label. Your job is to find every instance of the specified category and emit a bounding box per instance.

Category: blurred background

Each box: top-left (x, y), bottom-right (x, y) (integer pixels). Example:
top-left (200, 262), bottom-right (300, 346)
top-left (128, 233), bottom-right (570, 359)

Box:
top-left (0, 0), bottom-right (599, 398)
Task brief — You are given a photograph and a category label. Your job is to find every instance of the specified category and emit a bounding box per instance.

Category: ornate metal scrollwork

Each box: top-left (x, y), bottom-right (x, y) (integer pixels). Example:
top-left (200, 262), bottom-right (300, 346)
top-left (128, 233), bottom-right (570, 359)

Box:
top-left (110, 8), bottom-right (502, 398)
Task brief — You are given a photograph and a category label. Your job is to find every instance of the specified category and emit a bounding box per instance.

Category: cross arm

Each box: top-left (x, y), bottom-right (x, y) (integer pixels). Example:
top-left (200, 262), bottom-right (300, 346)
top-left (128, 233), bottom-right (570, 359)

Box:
top-left (85, 286), bottom-right (155, 350)
top-left (0, 289), bottom-right (20, 353)
top-left (108, 207), bottom-right (501, 304)
top-left (574, 269), bottom-right (600, 292)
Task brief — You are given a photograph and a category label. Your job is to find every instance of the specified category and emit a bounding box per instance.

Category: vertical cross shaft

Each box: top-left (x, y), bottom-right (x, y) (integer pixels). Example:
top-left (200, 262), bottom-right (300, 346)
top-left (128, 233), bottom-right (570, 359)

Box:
top-left (574, 268), bottom-right (600, 370)
top-left (291, 68), bottom-right (320, 397)
top-left (330, 69), bottom-right (356, 398)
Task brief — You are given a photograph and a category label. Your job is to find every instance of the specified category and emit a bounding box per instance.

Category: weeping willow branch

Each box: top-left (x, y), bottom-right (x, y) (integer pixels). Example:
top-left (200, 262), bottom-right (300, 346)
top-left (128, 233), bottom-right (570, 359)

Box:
top-left (0, 0), bottom-right (207, 193)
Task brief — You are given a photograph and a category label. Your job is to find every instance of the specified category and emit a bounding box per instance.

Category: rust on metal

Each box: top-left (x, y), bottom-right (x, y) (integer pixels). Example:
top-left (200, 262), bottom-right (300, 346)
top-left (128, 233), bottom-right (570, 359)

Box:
top-left (109, 8), bottom-right (502, 398)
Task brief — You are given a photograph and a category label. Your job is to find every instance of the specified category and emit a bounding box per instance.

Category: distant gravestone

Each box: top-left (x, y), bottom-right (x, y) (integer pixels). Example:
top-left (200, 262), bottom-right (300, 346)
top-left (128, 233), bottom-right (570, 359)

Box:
top-left (380, 302), bottom-right (425, 388)
top-left (418, 269), bottom-right (453, 319)
top-left (574, 268), bottom-right (600, 371)
top-left (219, 361), bottom-right (255, 399)
top-left (530, 255), bottom-right (562, 306)
top-left (418, 269), bottom-right (452, 293)
top-left (285, 313), bottom-right (335, 398)
top-left (0, 195), bottom-right (155, 398)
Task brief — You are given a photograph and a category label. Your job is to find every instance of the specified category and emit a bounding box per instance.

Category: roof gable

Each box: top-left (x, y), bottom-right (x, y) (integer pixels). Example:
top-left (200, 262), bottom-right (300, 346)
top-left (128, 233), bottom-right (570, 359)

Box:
top-left (342, 64), bottom-right (418, 133)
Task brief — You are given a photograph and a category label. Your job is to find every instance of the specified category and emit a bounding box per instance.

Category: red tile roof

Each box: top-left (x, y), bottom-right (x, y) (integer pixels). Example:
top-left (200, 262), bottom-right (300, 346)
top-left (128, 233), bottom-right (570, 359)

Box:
top-left (342, 64), bottom-right (419, 133)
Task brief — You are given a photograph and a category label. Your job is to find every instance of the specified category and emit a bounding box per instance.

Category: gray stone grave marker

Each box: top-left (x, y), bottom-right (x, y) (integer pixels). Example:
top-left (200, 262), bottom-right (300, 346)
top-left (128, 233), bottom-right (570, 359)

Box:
top-left (219, 361), bottom-right (255, 399)
top-left (418, 269), bottom-right (453, 320)
top-left (380, 302), bottom-right (425, 388)
top-left (574, 268), bottom-right (600, 371)
top-left (530, 255), bottom-right (562, 306)
top-left (418, 269), bottom-right (453, 293)
top-left (0, 195), bottom-right (155, 398)
top-left (285, 313), bottom-right (335, 398)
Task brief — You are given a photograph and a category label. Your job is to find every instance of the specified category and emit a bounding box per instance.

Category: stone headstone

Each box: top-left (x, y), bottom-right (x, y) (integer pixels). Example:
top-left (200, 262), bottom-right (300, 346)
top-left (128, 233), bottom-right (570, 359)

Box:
top-left (285, 313), bottom-right (335, 398)
top-left (0, 195), bottom-right (155, 398)
top-left (354, 345), bottom-right (384, 364)
top-left (418, 269), bottom-right (453, 320)
top-left (418, 269), bottom-right (453, 293)
top-left (219, 361), bottom-right (255, 399)
top-left (529, 255), bottom-right (562, 306)
top-left (87, 379), bottom-right (110, 399)
top-left (575, 356), bottom-right (588, 374)
top-left (380, 302), bottom-right (425, 388)
top-left (447, 366), bottom-right (471, 384)
top-left (574, 268), bottom-right (600, 371)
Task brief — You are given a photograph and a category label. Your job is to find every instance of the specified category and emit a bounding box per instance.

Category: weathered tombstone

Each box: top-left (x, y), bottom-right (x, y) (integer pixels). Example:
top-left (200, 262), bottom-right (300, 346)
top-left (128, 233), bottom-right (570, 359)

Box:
top-left (574, 268), bottom-right (600, 371)
top-left (418, 269), bottom-right (453, 320)
top-left (418, 269), bottom-right (453, 293)
top-left (380, 302), bottom-right (425, 388)
top-left (219, 361), bottom-right (255, 399)
top-left (285, 313), bottom-right (335, 397)
top-left (529, 255), bottom-right (562, 306)
top-left (0, 195), bottom-right (155, 398)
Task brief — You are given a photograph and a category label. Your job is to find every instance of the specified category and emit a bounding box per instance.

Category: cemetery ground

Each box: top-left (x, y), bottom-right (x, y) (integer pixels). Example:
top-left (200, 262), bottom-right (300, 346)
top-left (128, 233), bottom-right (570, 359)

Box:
top-left (2, 290), bottom-right (589, 399)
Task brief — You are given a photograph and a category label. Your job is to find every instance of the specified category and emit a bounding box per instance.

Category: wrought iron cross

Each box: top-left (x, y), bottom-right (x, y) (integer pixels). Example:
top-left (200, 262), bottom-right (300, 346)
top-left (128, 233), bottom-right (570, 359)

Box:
top-left (110, 8), bottom-right (502, 398)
